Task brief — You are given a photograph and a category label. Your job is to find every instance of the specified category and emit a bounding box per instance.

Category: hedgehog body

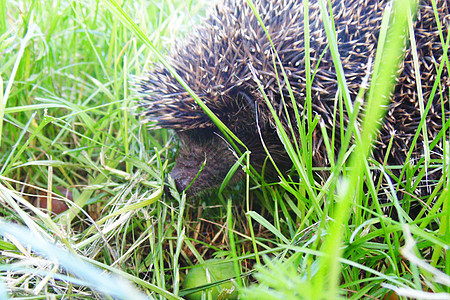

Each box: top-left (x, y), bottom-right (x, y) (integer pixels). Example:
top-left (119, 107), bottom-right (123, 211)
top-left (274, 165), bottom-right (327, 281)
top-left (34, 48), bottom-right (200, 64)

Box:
top-left (139, 0), bottom-right (449, 197)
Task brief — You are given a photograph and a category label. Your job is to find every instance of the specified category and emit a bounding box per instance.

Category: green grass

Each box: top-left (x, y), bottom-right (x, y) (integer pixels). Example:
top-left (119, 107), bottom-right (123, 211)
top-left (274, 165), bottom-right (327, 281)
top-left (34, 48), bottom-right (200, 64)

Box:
top-left (0, 0), bottom-right (449, 299)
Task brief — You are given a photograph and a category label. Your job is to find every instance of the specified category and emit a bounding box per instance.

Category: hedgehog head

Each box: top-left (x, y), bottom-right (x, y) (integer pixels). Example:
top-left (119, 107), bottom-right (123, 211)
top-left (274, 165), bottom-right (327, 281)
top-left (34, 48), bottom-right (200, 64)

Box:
top-left (139, 78), bottom-right (281, 195)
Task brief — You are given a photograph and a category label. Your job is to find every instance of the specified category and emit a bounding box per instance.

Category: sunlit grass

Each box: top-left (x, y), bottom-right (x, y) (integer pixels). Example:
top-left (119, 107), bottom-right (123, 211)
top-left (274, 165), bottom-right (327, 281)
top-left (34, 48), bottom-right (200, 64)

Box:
top-left (0, 0), bottom-right (448, 299)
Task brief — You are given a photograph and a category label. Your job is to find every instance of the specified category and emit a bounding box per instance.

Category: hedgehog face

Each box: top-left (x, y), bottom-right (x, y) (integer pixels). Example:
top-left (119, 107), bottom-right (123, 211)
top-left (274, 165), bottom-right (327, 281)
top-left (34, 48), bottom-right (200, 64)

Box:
top-left (170, 123), bottom-right (293, 196)
top-left (171, 129), bottom-right (240, 196)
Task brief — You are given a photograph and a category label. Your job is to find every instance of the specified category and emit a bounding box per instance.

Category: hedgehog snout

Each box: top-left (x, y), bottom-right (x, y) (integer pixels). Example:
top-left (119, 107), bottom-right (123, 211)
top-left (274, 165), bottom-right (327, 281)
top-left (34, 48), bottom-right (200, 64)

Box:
top-left (169, 159), bottom-right (201, 194)
top-left (169, 147), bottom-right (212, 195)
top-left (171, 167), bottom-right (190, 194)
top-left (169, 132), bottom-right (240, 196)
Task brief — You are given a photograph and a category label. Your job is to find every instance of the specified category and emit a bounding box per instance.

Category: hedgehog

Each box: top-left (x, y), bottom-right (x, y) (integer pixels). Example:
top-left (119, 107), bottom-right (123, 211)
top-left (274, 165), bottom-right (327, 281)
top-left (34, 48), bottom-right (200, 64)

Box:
top-left (138, 0), bottom-right (449, 198)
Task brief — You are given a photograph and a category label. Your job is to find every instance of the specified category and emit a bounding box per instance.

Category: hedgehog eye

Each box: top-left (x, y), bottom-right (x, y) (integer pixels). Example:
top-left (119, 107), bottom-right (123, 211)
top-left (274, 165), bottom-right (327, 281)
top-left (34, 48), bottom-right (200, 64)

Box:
top-left (235, 90), bottom-right (256, 113)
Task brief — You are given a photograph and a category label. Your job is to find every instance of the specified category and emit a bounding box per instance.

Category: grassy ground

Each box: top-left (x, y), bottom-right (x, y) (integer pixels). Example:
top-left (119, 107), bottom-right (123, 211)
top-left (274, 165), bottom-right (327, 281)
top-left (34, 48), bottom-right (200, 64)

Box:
top-left (0, 0), bottom-right (448, 299)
